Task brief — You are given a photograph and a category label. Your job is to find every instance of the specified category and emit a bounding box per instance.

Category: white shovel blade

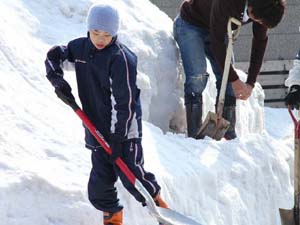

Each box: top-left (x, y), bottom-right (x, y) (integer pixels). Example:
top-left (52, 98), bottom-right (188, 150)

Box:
top-left (153, 207), bottom-right (203, 225)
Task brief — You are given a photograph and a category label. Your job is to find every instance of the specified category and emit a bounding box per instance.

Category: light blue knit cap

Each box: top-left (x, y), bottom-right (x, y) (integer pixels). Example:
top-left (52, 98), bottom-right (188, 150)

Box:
top-left (87, 3), bottom-right (120, 36)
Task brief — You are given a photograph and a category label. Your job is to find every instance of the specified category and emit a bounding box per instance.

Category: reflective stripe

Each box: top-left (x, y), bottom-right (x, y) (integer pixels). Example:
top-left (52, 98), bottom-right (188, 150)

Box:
top-left (134, 143), bottom-right (156, 194)
top-left (110, 78), bottom-right (117, 133)
top-left (127, 112), bottom-right (139, 139)
top-left (46, 58), bottom-right (56, 71)
top-left (116, 43), bottom-right (132, 137)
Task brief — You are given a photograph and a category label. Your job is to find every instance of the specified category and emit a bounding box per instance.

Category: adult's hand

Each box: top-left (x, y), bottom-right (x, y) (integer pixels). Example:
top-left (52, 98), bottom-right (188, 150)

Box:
top-left (231, 79), bottom-right (252, 100)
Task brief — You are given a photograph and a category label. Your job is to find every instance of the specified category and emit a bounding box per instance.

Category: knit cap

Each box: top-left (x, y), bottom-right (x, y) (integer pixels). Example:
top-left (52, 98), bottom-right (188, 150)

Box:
top-left (87, 3), bottom-right (119, 36)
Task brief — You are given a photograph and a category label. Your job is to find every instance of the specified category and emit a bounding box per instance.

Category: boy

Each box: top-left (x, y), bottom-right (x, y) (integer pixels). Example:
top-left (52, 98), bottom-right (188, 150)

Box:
top-left (285, 48), bottom-right (300, 109)
top-left (45, 3), bottom-right (168, 225)
top-left (174, 0), bottom-right (286, 139)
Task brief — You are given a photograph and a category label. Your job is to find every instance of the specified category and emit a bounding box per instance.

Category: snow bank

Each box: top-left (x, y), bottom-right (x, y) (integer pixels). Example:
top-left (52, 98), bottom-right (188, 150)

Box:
top-left (0, 0), bottom-right (294, 225)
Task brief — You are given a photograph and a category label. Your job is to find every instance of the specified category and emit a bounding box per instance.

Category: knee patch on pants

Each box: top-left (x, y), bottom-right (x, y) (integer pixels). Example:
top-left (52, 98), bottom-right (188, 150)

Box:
top-left (185, 73), bottom-right (208, 104)
top-left (185, 73), bottom-right (208, 103)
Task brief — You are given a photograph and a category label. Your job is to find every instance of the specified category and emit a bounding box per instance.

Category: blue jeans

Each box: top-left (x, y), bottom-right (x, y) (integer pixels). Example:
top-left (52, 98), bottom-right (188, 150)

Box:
top-left (173, 16), bottom-right (235, 106)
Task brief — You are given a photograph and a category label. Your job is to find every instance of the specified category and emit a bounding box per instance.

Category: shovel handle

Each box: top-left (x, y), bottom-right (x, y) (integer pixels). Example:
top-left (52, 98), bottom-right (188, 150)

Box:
top-left (65, 99), bottom-right (136, 184)
top-left (288, 106), bottom-right (300, 213)
top-left (76, 108), bottom-right (136, 185)
top-left (217, 18), bottom-right (241, 116)
top-left (230, 17), bottom-right (242, 41)
top-left (289, 106), bottom-right (298, 125)
top-left (279, 111), bottom-right (300, 225)
top-left (66, 100), bottom-right (160, 214)
top-left (288, 106), bottom-right (300, 139)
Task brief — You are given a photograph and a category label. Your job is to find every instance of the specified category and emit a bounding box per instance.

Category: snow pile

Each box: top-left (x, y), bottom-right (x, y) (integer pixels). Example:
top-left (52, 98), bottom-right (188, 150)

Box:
top-left (0, 0), bottom-right (295, 225)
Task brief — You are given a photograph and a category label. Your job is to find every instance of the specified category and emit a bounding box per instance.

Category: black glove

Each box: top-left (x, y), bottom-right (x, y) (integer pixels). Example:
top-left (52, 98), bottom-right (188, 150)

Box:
top-left (109, 134), bottom-right (124, 162)
top-left (285, 85), bottom-right (300, 109)
top-left (47, 73), bottom-right (75, 105)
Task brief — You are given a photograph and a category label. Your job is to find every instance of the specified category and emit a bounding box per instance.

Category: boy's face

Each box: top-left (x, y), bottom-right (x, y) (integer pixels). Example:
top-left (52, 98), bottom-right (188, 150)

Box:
top-left (89, 30), bottom-right (113, 49)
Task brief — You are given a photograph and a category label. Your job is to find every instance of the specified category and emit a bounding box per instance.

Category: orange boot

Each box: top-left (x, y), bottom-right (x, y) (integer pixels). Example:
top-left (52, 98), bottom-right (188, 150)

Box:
top-left (103, 210), bottom-right (123, 225)
top-left (154, 194), bottom-right (168, 209)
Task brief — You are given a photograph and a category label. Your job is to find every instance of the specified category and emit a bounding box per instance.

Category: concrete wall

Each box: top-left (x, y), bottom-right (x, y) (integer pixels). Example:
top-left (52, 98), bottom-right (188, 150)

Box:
top-left (149, 0), bottom-right (300, 62)
top-left (149, 0), bottom-right (182, 19)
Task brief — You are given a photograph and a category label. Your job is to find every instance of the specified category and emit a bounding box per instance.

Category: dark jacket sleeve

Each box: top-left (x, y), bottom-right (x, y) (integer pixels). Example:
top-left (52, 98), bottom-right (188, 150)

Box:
top-left (45, 44), bottom-right (75, 81)
top-left (210, 0), bottom-right (239, 83)
top-left (109, 50), bottom-right (137, 142)
top-left (246, 22), bottom-right (268, 86)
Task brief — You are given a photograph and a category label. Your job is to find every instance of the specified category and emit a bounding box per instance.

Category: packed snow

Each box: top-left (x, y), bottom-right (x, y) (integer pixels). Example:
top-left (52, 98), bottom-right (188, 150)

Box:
top-left (0, 0), bottom-right (295, 225)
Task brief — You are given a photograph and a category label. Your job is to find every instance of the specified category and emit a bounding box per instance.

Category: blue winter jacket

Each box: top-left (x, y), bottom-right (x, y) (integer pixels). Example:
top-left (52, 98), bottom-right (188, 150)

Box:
top-left (45, 37), bottom-right (142, 150)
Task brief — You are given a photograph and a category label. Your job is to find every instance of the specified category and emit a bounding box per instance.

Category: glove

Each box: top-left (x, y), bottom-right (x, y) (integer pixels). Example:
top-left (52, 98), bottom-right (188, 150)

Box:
top-left (109, 141), bottom-right (123, 162)
top-left (285, 85), bottom-right (300, 109)
top-left (47, 73), bottom-right (75, 105)
top-left (109, 134), bottom-right (124, 162)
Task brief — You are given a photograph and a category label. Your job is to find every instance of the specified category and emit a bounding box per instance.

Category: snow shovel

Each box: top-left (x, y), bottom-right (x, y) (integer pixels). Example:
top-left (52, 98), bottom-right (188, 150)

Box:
top-left (62, 97), bottom-right (203, 225)
top-left (197, 17), bottom-right (241, 140)
top-left (279, 107), bottom-right (300, 225)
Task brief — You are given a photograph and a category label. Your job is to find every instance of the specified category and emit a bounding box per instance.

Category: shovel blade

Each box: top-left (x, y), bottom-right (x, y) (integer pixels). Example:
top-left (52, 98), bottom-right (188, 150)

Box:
top-left (197, 111), bottom-right (230, 140)
top-left (279, 208), bottom-right (297, 225)
top-left (153, 207), bottom-right (203, 225)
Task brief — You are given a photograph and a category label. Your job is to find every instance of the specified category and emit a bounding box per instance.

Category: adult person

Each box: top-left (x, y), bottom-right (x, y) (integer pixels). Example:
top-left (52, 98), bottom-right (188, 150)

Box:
top-left (174, 0), bottom-right (286, 139)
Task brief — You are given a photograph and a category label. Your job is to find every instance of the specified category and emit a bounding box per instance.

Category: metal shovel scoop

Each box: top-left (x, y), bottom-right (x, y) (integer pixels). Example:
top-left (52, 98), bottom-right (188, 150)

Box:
top-left (197, 17), bottom-right (241, 140)
top-left (279, 107), bottom-right (300, 225)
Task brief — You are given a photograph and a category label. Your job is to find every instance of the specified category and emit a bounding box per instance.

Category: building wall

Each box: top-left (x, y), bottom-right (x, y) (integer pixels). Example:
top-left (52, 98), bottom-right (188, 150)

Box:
top-left (149, 0), bottom-right (300, 62)
top-left (149, 0), bottom-right (182, 19)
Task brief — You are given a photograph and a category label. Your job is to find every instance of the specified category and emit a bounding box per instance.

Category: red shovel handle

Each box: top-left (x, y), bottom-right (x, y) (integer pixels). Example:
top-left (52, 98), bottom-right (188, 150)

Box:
top-left (288, 106), bottom-right (300, 139)
top-left (69, 101), bottom-right (136, 185)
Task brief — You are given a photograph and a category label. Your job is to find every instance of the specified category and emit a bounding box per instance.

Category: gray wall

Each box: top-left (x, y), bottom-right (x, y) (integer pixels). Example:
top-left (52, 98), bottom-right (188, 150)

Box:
top-left (150, 0), bottom-right (182, 19)
top-left (150, 0), bottom-right (300, 62)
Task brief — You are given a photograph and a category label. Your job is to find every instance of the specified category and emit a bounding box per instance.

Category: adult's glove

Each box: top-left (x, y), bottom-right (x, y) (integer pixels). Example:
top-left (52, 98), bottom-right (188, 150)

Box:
top-left (109, 134), bottom-right (124, 163)
top-left (47, 73), bottom-right (75, 105)
top-left (285, 85), bottom-right (300, 109)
